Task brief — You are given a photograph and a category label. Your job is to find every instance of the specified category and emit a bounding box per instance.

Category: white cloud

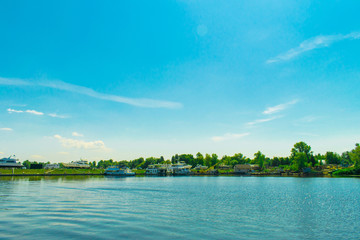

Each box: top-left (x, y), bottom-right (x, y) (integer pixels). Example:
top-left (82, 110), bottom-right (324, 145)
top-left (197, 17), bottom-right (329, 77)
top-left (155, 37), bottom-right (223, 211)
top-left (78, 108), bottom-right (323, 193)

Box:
top-left (7, 108), bottom-right (23, 113)
top-left (293, 115), bottom-right (321, 127)
top-left (30, 154), bottom-right (45, 159)
top-left (263, 100), bottom-right (298, 115)
top-left (245, 101), bottom-right (294, 127)
top-left (7, 108), bottom-right (69, 118)
top-left (0, 128), bottom-right (13, 131)
top-left (267, 32), bottom-right (360, 63)
top-left (211, 132), bottom-right (249, 142)
top-left (0, 77), bottom-right (30, 86)
top-left (48, 113), bottom-right (68, 118)
top-left (299, 115), bottom-right (319, 123)
top-left (0, 77), bottom-right (183, 109)
top-left (25, 109), bottom-right (44, 115)
top-left (54, 134), bottom-right (107, 150)
top-left (247, 116), bottom-right (280, 126)
top-left (7, 108), bottom-right (44, 115)
top-left (72, 132), bottom-right (83, 137)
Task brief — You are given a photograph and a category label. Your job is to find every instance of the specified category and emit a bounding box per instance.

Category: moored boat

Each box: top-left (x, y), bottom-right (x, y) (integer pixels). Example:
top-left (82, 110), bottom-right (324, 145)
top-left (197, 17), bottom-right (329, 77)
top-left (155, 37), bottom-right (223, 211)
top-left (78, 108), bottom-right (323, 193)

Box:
top-left (0, 155), bottom-right (23, 168)
top-left (170, 162), bottom-right (192, 176)
top-left (62, 159), bottom-right (90, 168)
top-left (145, 165), bottom-right (159, 175)
top-left (104, 166), bottom-right (135, 176)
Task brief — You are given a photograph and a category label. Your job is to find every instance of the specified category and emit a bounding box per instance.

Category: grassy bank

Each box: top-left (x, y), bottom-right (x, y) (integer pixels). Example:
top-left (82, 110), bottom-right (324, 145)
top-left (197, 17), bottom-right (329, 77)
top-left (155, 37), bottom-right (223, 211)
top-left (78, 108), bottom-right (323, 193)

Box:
top-left (0, 168), bottom-right (104, 176)
top-left (332, 167), bottom-right (360, 176)
top-left (133, 169), bottom-right (146, 175)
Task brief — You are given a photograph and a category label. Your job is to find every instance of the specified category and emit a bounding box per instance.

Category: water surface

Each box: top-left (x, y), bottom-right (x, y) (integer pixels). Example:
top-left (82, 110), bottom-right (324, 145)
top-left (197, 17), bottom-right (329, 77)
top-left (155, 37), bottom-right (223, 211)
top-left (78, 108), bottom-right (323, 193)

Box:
top-left (0, 176), bottom-right (359, 239)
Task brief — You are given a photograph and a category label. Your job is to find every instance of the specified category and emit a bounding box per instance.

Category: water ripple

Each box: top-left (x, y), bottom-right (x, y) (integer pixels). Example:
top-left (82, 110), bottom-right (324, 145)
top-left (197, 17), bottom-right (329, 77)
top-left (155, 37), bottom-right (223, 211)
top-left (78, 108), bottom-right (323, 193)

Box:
top-left (0, 176), bottom-right (360, 239)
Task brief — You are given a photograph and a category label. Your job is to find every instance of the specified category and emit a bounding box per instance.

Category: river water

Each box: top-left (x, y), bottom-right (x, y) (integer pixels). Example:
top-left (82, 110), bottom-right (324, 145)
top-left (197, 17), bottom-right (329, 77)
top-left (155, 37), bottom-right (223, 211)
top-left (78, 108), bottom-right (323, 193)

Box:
top-left (0, 176), bottom-right (359, 239)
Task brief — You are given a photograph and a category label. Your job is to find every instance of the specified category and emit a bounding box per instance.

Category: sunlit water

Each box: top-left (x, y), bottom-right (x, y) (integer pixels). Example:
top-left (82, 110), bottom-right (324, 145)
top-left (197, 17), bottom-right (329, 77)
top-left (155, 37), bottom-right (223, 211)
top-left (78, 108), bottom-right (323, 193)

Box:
top-left (0, 176), bottom-right (359, 239)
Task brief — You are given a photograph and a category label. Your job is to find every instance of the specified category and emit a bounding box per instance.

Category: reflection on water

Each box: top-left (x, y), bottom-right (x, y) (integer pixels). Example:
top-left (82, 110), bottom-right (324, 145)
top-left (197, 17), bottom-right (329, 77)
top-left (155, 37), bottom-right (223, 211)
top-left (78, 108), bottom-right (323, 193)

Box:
top-left (0, 176), bottom-right (359, 240)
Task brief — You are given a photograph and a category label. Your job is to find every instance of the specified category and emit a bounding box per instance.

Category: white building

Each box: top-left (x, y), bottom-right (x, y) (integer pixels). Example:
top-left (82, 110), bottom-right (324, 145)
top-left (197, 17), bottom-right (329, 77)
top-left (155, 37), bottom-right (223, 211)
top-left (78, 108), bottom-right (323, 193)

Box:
top-left (44, 164), bottom-right (60, 169)
top-left (146, 165), bottom-right (159, 175)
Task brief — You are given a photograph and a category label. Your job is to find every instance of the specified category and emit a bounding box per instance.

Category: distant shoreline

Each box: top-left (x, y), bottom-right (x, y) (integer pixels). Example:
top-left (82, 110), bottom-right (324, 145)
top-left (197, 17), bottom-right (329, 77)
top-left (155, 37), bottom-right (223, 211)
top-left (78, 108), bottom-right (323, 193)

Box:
top-left (1, 173), bottom-right (359, 178)
top-left (0, 173), bottom-right (104, 177)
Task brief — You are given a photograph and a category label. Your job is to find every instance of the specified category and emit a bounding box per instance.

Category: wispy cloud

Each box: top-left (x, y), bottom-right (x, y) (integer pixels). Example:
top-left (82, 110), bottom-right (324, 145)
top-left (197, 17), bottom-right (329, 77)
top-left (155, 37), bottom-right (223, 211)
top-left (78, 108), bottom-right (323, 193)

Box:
top-left (54, 134), bottom-right (107, 150)
top-left (7, 108), bottom-right (24, 113)
top-left (267, 32), bottom-right (360, 63)
top-left (7, 108), bottom-right (69, 118)
top-left (0, 128), bottom-right (13, 131)
top-left (293, 115), bottom-right (321, 127)
top-left (245, 100), bottom-right (295, 127)
top-left (263, 100), bottom-right (298, 115)
top-left (298, 115), bottom-right (319, 123)
top-left (72, 132), bottom-right (83, 137)
top-left (211, 132), bottom-right (249, 142)
top-left (247, 116), bottom-right (281, 126)
top-left (26, 110), bottom-right (44, 115)
top-left (0, 77), bottom-right (183, 109)
top-left (0, 77), bottom-right (30, 86)
top-left (7, 108), bottom-right (44, 115)
top-left (48, 113), bottom-right (68, 119)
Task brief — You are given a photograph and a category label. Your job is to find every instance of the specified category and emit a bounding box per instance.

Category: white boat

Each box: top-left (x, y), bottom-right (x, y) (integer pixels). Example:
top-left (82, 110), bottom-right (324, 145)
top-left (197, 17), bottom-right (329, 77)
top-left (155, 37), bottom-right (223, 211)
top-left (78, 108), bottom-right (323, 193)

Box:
top-left (0, 155), bottom-right (23, 168)
top-left (104, 166), bottom-right (135, 176)
top-left (146, 164), bottom-right (172, 175)
top-left (170, 162), bottom-right (192, 175)
top-left (62, 159), bottom-right (90, 168)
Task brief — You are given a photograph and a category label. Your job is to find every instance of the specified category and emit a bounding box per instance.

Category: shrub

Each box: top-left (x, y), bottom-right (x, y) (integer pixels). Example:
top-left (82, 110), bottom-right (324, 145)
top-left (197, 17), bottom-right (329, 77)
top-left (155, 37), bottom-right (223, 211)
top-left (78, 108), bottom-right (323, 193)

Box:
top-left (332, 167), bottom-right (360, 176)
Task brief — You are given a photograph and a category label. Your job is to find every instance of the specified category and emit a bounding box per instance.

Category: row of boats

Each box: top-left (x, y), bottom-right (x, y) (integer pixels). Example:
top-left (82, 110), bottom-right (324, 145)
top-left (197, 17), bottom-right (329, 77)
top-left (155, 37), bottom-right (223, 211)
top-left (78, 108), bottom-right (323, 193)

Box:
top-left (1, 156), bottom-right (193, 177)
top-left (105, 162), bottom-right (193, 176)
top-left (0, 157), bottom-right (92, 169)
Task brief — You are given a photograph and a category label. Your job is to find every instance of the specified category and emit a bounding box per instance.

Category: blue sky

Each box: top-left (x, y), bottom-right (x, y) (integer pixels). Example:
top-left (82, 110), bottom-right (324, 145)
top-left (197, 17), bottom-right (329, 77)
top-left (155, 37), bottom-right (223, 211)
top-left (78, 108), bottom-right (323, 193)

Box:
top-left (1, 0), bottom-right (359, 163)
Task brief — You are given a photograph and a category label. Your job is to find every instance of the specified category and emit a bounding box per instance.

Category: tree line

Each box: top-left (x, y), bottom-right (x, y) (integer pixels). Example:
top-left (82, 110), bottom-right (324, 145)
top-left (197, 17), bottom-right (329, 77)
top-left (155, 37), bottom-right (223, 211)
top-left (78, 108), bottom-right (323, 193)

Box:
top-left (23, 142), bottom-right (360, 172)
top-left (82, 142), bottom-right (360, 171)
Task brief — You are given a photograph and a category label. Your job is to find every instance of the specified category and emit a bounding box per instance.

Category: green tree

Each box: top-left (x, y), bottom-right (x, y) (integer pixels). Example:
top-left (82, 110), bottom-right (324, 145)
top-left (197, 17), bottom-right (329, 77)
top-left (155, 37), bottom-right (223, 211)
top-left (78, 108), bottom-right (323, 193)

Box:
top-left (204, 154), bottom-right (212, 167)
top-left (171, 154), bottom-right (179, 164)
top-left (291, 141), bottom-right (312, 158)
top-left (230, 160), bottom-right (238, 166)
top-left (196, 152), bottom-right (204, 166)
top-left (221, 155), bottom-right (232, 166)
top-left (292, 152), bottom-right (307, 171)
top-left (211, 154), bottom-right (218, 166)
top-left (178, 154), bottom-right (195, 165)
top-left (271, 157), bottom-right (280, 167)
top-left (232, 153), bottom-right (246, 165)
top-left (341, 151), bottom-right (352, 166)
top-left (315, 153), bottom-right (325, 165)
top-left (279, 157), bottom-right (290, 165)
top-left (132, 157), bottom-right (145, 169)
top-left (291, 141), bottom-right (314, 167)
top-left (349, 143), bottom-right (360, 167)
top-left (253, 151), bottom-right (265, 170)
top-left (325, 152), bottom-right (341, 165)
top-left (22, 160), bottom-right (31, 169)
top-left (308, 155), bottom-right (316, 167)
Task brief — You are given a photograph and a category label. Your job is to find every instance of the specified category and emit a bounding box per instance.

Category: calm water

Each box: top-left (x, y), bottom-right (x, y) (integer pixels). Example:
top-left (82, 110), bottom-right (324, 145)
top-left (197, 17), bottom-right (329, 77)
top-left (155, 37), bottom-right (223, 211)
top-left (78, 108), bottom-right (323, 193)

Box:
top-left (0, 176), bottom-right (359, 240)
